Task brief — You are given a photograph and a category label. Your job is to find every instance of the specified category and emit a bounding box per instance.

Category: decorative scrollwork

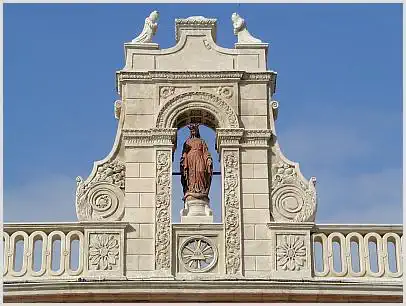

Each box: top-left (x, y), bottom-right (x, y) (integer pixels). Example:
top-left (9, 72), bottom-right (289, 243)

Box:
top-left (155, 150), bottom-right (171, 270)
top-left (76, 160), bottom-right (125, 221)
top-left (160, 86), bottom-right (175, 99)
top-left (223, 150), bottom-right (241, 274)
top-left (217, 86), bottom-right (233, 99)
top-left (271, 163), bottom-right (317, 222)
top-left (178, 236), bottom-right (218, 273)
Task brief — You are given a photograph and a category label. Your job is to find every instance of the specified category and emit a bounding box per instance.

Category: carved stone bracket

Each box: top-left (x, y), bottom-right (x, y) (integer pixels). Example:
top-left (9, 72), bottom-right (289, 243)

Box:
top-left (222, 149), bottom-right (242, 276)
top-left (76, 160), bottom-right (125, 222)
top-left (155, 150), bottom-right (172, 271)
top-left (271, 162), bottom-right (317, 223)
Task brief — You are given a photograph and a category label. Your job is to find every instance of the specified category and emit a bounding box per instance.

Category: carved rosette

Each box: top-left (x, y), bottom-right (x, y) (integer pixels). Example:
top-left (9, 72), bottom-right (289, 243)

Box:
top-left (223, 150), bottom-right (242, 275)
top-left (271, 163), bottom-right (317, 222)
top-left (76, 160), bottom-right (125, 221)
top-left (88, 233), bottom-right (120, 271)
top-left (276, 234), bottom-right (306, 271)
top-left (155, 150), bottom-right (171, 270)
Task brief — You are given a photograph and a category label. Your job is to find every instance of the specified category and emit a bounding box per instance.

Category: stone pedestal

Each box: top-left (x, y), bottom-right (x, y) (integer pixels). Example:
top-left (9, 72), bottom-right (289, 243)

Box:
top-left (180, 198), bottom-right (213, 223)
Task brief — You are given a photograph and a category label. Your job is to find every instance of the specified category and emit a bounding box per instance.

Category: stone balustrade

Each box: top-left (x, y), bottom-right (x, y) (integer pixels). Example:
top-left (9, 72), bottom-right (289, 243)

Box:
top-left (3, 222), bottom-right (402, 282)
top-left (3, 222), bottom-right (128, 282)
top-left (311, 225), bottom-right (402, 279)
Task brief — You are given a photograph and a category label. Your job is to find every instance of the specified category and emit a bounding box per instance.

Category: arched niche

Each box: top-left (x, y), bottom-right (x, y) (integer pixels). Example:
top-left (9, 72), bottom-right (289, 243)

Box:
top-left (156, 91), bottom-right (240, 130)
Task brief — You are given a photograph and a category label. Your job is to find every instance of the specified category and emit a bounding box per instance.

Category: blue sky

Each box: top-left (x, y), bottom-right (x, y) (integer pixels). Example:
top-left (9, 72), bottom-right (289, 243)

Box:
top-left (4, 4), bottom-right (402, 224)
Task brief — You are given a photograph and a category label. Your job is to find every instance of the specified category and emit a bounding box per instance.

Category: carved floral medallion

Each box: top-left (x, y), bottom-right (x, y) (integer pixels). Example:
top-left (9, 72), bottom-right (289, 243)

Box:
top-left (276, 234), bottom-right (306, 271)
top-left (88, 234), bottom-right (120, 271)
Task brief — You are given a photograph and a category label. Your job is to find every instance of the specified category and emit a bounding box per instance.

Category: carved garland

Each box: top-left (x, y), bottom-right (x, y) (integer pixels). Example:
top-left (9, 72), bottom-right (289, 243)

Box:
top-left (76, 160), bottom-right (125, 221)
top-left (223, 150), bottom-right (242, 275)
top-left (155, 150), bottom-right (171, 270)
top-left (156, 91), bottom-right (239, 129)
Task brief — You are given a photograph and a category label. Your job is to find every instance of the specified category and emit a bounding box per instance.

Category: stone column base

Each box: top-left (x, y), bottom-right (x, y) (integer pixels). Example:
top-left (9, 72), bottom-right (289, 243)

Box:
top-left (180, 198), bottom-right (213, 223)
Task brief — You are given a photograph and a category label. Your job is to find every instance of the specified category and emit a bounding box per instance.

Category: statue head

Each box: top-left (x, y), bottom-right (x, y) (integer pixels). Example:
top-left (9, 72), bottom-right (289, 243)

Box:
top-left (231, 12), bottom-right (239, 22)
top-left (188, 123), bottom-right (200, 138)
top-left (149, 10), bottom-right (159, 22)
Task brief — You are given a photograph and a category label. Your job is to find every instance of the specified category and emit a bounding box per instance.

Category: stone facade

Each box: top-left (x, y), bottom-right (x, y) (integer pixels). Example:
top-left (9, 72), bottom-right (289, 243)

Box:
top-left (3, 13), bottom-right (402, 302)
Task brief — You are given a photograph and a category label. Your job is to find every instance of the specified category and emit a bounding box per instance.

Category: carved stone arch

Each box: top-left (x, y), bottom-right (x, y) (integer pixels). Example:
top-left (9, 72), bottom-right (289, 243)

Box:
top-left (156, 91), bottom-right (240, 129)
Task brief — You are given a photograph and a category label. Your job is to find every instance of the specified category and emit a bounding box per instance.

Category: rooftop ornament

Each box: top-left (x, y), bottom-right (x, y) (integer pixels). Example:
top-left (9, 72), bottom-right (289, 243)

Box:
top-left (231, 12), bottom-right (262, 44)
top-left (131, 10), bottom-right (159, 43)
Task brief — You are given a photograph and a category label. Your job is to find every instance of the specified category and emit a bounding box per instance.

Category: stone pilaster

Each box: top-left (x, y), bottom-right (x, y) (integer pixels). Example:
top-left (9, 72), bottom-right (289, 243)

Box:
top-left (217, 129), bottom-right (244, 277)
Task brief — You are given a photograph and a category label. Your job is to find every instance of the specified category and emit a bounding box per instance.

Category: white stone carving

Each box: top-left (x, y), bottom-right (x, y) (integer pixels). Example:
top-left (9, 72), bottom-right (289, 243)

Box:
top-left (156, 91), bottom-right (240, 129)
top-left (175, 16), bottom-right (217, 42)
top-left (270, 100), bottom-right (279, 121)
top-left (76, 160), bottom-right (125, 221)
top-left (242, 129), bottom-right (272, 147)
top-left (276, 234), bottom-right (306, 271)
top-left (216, 86), bottom-right (233, 99)
top-left (160, 86), bottom-right (175, 99)
top-left (88, 233), bottom-right (120, 271)
top-left (271, 162), bottom-right (317, 222)
top-left (131, 10), bottom-right (159, 43)
top-left (114, 100), bottom-right (122, 120)
top-left (178, 236), bottom-right (218, 273)
top-left (223, 150), bottom-right (242, 275)
top-left (155, 150), bottom-right (171, 270)
top-left (123, 128), bottom-right (177, 147)
top-left (231, 13), bottom-right (262, 44)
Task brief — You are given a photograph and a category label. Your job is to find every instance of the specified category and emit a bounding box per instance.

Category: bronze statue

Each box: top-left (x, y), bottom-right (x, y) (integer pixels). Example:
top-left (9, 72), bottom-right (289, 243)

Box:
top-left (180, 124), bottom-right (213, 203)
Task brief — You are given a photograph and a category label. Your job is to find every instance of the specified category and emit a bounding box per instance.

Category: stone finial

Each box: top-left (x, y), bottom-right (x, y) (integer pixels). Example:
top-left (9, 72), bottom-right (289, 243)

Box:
top-left (231, 12), bottom-right (262, 44)
top-left (131, 10), bottom-right (159, 43)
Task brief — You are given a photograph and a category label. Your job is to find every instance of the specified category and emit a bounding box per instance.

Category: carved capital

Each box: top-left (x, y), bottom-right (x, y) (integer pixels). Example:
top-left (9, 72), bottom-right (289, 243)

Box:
top-left (242, 129), bottom-right (272, 147)
top-left (216, 128), bottom-right (244, 148)
top-left (122, 128), bottom-right (177, 147)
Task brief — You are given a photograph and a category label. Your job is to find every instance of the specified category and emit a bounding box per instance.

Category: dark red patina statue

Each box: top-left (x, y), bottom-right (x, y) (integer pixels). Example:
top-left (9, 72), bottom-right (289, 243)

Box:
top-left (180, 124), bottom-right (213, 203)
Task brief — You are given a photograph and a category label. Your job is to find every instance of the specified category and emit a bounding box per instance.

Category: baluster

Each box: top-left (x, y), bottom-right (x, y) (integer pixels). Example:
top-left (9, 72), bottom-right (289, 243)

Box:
top-left (382, 233), bottom-right (402, 278)
top-left (364, 233), bottom-right (384, 277)
top-left (28, 231), bottom-right (48, 277)
top-left (345, 232), bottom-right (365, 277)
top-left (9, 231), bottom-right (29, 277)
top-left (3, 232), bottom-right (10, 276)
top-left (312, 233), bottom-right (329, 277)
top-left (65, 231), bottom-right (84, 276)
top-left (327, 232), bottom-right (347, 277)
top-left (46, 231), bottom-right (66, 277)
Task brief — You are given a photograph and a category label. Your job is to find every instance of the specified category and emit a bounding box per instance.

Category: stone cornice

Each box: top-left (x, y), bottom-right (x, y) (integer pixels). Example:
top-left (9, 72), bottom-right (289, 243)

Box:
top-left (116, 71), bottom-right (276, 83)
top-left (122, 128), bottom-right (177, 147)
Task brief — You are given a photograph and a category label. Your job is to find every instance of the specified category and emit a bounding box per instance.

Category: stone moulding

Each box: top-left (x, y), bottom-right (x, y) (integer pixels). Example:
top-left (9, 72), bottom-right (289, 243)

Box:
top-left (156, 91), bottom-right (240, 129)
